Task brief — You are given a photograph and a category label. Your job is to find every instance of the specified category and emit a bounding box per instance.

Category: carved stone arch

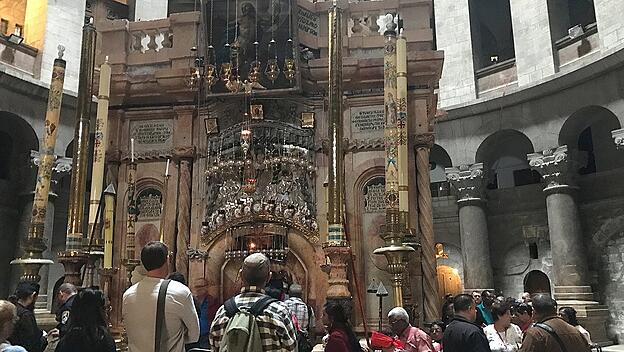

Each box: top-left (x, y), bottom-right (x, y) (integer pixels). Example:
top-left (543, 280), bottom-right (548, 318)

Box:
top-left (201, 220), bottom-right (325, 326)
top-left (136, 177), bottom-right (164, 194)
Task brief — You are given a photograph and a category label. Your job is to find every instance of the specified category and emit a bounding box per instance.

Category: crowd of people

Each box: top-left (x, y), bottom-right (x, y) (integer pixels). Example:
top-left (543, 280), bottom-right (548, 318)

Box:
top-left (0, 241), bottom-right (600, 352)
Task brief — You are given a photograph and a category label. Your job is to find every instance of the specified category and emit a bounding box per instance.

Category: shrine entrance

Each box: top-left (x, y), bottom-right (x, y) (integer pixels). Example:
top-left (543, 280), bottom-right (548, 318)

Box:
top-left (523, 270), bottom-right (551, 295)
top-left (437, 265), bottom-right (462, 304)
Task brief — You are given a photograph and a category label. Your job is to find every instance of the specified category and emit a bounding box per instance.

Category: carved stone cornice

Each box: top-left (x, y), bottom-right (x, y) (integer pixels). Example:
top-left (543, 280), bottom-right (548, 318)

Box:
top-left (30, 151), bottom-right (72, 174)
top-left (172, 146), bottom-right (196, 160)
top-left (445, 163), bottom-right (486, 204)
top-left (527, 145), bottom-right (576, 193)
top-left (413, 133), bottom-right (435, 149)
top-left (613, 128), bottom-right (624, 149)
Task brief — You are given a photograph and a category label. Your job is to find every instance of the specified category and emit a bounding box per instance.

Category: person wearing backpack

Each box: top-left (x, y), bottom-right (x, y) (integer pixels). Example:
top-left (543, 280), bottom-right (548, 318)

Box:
top-left (284, 284), bottom-right (315, 352)
top-left (209, 253), bottom-right (297, 352)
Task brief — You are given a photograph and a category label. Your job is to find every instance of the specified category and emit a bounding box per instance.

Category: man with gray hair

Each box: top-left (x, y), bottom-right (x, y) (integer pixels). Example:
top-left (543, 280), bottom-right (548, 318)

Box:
top-left (388, 307), bottom-right (434, 352)
top-left (209, 253), bottom-right (297, 351)
top-left (55, 283), bottom-right (77, 337)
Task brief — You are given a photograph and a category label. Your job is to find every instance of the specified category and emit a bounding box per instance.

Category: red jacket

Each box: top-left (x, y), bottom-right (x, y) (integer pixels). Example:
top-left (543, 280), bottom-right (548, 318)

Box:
top-left (326, 328), bottom-right (359, 352)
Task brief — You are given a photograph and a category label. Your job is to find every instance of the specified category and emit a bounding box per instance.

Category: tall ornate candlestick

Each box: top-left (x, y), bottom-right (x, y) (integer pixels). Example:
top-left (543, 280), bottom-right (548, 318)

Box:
top-left (123, 159), bottom-right (140, 286)
top-left (59, 19), bottom-right (97, 285)
top-left (374, 16), bottom-right (414, 307)
top-left (323, 2), bottom-right (352, 308)
top-left (82, 56), bottom-right (113, 287)
top-left (10, 45), bottom-right (67, 283)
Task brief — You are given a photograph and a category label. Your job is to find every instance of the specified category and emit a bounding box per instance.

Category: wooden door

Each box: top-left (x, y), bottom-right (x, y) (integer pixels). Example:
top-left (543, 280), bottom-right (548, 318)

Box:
top-left (437, 265), bottom-right (462, 304)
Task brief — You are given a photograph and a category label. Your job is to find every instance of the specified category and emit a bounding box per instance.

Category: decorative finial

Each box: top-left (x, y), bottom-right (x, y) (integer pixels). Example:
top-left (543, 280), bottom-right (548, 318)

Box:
top-left (105, 55), bottom-right (109, 63)
top-left (57, 45), bottom-right (65, 59)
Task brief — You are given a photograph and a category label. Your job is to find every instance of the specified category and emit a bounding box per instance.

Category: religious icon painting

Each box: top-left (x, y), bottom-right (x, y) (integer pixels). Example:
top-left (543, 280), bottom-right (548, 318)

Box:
top-left (251, 104), bottom-right (264, 119)
top-left (204, 117), bottom-right (219, 135)
top-left (301, 112), bottom-right (315, 128)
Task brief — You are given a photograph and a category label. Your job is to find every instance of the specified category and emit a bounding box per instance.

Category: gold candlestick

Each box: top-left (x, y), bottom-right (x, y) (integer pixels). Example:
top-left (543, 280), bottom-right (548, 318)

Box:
top-left (323, 2), bottom-right (351, 302)
top-left (59, 19), bottom-right (97, 285)
top-left (160, 164), bottom-right (170, 244)
top-left (10, 45), bottom-right (67, 283)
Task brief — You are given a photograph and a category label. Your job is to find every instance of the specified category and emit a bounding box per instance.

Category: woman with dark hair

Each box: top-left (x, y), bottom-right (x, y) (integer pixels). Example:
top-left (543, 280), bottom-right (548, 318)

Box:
top-left (428, 321), bottom-right (445, 352)
top-left (8, 281), bottom-right (46, 352)
top-left (54, 289), bottom-right (116, 352)
top-left (483, 301), bottom-right (522, 352)
top-left (558, 307), bottom-right (592, 345)
top-left (322, 301), bottom-right (362, 352)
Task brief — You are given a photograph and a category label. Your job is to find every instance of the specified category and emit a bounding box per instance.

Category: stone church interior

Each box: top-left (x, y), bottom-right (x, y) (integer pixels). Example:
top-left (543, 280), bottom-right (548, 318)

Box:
top-left (1, 0), bottom-right (624, 349)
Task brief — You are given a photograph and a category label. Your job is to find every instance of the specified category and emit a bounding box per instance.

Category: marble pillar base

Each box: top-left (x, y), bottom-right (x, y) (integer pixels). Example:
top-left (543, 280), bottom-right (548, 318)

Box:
top-left (554, 286), bottom-right (612, 346)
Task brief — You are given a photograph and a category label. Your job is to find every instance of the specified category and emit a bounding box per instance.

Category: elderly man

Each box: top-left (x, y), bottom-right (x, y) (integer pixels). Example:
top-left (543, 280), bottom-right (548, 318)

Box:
top-left (388, 307), bottom-right (434, 352)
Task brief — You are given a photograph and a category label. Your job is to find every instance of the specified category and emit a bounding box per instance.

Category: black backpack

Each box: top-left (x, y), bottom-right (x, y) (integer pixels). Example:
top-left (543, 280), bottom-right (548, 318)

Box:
top-left (296, 305), bottom-right (314, 352)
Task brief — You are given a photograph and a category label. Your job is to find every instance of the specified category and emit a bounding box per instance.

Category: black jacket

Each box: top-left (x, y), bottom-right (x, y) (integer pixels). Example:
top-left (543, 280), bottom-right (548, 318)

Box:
top-left (54, 326), bottom-right (116, 352)
top-left (8, 303), bottom-right (45, 352)
top-left (55, 295), bottom-right (76, 337)
top-left (442, 315), bottom-right (492, 352)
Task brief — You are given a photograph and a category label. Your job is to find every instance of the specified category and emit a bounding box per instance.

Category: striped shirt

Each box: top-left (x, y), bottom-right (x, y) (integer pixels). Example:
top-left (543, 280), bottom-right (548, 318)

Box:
top-left (283, 297), bottom-right (315, 333)
top-left (209, 287), bottom-right (297, 352)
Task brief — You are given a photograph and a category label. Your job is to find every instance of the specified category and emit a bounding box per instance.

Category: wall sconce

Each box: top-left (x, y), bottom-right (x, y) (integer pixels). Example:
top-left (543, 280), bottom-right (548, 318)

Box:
top-left (7, 33), bottom-right (23, 45)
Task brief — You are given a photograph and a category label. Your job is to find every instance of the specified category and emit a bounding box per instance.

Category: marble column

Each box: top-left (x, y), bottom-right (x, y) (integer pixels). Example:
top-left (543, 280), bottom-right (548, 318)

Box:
top-left (613, 128), bottom-right (624, 149)
top-left (527, 145), bottom-right (609, 344)
top-left (445, 163), bottom-right (494, 291)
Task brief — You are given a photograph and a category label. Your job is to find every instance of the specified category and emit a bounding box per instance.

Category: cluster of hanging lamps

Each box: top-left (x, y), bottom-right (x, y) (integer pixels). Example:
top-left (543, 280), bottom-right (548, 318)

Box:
top-left (190, 0), bottom-right (297, 92)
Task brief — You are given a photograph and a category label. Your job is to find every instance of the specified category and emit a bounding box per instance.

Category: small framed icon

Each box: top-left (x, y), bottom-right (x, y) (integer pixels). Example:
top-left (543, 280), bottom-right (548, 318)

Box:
top-left (250, 104), bottom-right (264, 120)
top-left (301, 112), bottom-right (315, 128)
top-left (204, 117), bottom-right (219, 135)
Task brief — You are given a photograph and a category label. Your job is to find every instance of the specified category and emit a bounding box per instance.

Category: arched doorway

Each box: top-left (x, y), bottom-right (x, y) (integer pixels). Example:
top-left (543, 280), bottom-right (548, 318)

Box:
top-left (523, 270), bottom-right (551, 295)
top-left (437, 265), bottom-right (462, 304)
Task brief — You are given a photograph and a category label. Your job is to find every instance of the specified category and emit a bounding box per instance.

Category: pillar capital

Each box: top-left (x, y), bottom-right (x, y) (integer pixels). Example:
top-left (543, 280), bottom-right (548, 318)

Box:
top-left (445, 163), bottom-right (486, 203)
top-left (528, 145), bottom-right (576, 192)
top-left (613, 128), bottom-right (624, 149)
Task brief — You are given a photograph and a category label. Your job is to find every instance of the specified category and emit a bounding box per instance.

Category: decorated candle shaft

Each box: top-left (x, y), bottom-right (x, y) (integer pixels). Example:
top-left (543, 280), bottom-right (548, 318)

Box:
top-left (396, 31), bottom-right (409, 227)
top-left (326, 3), bottom-right (346, 244)
top-left (26, 48), bottom-right (66, 259)
top-left (384, 19), bottom-right (400, 234)
top-left (103, 185), bottom-right (116, 269)
top-left (87, 57), bottom-right (112, 252)
top-left (65, 20), bottom-right (97, 252)
top-left (126, 162), bottom-right (138, 261)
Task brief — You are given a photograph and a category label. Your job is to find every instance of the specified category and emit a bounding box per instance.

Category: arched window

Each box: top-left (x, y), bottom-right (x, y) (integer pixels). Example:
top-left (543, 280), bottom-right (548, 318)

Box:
top-left (476, 130), bottom-right (540, 189)
top-left (559, 106), bottom-right (624, 174)
top-left (548, 0), bottom-right (596, 41)
top-left (429, 144), bottom-right (452, 197)
top-left (469, 0), bottom-right (515, 69)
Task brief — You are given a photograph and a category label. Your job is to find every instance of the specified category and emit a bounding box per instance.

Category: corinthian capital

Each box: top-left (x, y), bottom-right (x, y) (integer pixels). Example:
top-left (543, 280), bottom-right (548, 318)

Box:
top-left (527, 145), bottom-right (575, 191)
top-left (613, 128), bottom-right (624, 149)
top-left (445, 163), bottom-right (486, 203)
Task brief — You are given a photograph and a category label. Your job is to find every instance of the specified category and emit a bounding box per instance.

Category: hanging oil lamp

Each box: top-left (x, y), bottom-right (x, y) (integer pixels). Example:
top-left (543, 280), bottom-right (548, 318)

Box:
top-left (265, 39), bottom-right (280, 83)
top-left (226, 43), bottom-right (242, 92)
top-left (220, 0), bottom-right (232, 84)
top-left (283, 0), bottom-right (296, 83)
top-left (205, 45), bottom-right (217, 90)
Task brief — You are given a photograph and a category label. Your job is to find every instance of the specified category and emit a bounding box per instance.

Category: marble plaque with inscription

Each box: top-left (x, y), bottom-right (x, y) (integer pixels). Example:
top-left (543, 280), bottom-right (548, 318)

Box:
top-left (130, 120), bottom-right (173, 151)
top-left (364, 178), bottom-right (386, 213)
top-left (351, 106), bottom-right (385, 138)
top-left (298, 7), bottom-right (319, 36)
